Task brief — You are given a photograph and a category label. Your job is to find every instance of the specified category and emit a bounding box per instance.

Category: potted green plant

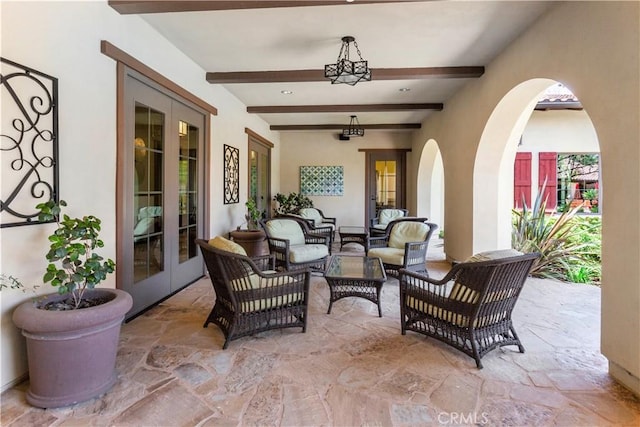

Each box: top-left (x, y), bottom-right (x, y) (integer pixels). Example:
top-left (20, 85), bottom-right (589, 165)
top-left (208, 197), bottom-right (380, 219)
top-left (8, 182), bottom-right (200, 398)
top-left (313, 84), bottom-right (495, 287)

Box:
top-left (244, 198), bottom-right (262, 230)
top-left (274, 192), bottom-right (313, 215)
top-left (228, 198), bottom-right (267, 257)
top-left (12, 200), bottom-right (132, 408)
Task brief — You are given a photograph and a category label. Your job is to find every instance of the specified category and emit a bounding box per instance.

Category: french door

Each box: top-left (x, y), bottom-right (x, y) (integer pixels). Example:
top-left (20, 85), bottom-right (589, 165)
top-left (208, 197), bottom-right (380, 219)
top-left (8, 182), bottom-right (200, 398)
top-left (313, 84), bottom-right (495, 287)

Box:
top-left (121, 71), bottom-right (205, 317)
top-left (248, 136), bottom-right (271, 217)
top-left (365, 150), bottom-right (407, 226)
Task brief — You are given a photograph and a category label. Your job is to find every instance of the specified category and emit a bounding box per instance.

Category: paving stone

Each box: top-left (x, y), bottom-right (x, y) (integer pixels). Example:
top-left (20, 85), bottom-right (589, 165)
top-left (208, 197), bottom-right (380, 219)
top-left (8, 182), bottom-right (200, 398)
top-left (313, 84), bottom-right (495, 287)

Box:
top-left (145, 344), bottom-right (195, 369)
top-left (430, 373), bottom-right (482, 414)
top-left (390, 403), bottom-right (435, 426)
top-left (281, 383), bottom-right (330, 426)
top-left (174, 362), bottom-right (213, 387)
top-left (110, 380), bottom-right (213, 426)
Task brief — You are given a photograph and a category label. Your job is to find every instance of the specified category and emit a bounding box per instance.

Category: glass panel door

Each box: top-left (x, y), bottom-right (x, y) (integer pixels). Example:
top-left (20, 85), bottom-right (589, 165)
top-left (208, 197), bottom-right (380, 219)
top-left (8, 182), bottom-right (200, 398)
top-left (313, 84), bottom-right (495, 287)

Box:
top-left (249, 138), bottom-right (270, 218)
top-left (366, 150), bottom-right (406, 226)
top-left (133, 104), bottom-right (165, 282)
top-left (375, 160), bottom-right (398, 211)
top-left (122, 71), bottom-right (204, 317)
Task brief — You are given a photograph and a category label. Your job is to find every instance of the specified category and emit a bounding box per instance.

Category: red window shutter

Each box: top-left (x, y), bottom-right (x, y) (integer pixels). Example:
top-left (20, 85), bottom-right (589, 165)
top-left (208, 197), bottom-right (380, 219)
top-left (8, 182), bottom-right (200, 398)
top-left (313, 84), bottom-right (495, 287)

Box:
top-left (538, 152), bottom-right (558, 209)
top-left (514, 152), bottom-right (532, 208)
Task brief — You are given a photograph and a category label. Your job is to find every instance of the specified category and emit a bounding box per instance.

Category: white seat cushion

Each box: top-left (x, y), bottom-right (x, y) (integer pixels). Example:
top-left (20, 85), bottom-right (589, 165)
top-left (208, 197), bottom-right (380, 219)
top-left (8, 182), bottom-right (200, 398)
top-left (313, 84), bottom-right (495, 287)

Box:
top-left (265, 219), bottom-right (305, 245)
top-left (368, 247), bottom-right (405, 266)
top-left (378, 209), bottom-right (405, 225)
top-left (289, 244), bottom-right (328, 263)
top-left (230, 272), bottom-right (303, 312)
top-left (299, 208), bottom-right (322, 225)
top-left (388, 222), bottom-right (429, 249)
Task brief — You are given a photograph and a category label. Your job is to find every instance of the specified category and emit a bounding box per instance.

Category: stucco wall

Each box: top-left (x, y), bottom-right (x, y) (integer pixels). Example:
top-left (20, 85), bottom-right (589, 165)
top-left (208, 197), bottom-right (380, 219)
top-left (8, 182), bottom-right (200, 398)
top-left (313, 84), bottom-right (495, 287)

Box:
top-left (411, 2), bottom-right (640, 393)
top-left (279, 132), bottom-right (412, 227)
top-left (519, 109), bottom-right (600, 204)
top-left (0, 1), bottom-right (279, 390)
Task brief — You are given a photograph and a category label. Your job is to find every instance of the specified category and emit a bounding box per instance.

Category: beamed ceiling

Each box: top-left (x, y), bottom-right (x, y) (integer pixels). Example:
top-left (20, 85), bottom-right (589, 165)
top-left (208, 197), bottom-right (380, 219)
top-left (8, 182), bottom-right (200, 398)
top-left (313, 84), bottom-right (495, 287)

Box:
top-left (109, 1), bottom-right (553, 133)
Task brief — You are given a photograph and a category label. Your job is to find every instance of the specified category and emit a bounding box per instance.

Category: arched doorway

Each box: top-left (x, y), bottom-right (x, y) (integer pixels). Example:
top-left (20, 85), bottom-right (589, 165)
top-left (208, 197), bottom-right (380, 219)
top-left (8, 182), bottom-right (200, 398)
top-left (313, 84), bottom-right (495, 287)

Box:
top-left (416, 138), bottom-right (444, 228)
top-left (472, 78), bottom-right (558, 252)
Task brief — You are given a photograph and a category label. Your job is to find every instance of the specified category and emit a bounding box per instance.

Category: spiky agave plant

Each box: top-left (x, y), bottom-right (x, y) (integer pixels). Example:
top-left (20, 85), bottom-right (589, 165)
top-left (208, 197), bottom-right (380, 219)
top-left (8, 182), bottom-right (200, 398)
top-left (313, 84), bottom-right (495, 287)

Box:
top-left (512, 184), bottom-right (596, 281)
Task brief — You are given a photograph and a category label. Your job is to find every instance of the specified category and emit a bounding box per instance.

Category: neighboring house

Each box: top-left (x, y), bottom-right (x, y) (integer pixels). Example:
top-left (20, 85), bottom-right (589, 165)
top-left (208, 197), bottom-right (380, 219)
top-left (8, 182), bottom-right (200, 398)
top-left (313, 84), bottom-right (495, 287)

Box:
top-left (514, 87), bottom-right (600, 210)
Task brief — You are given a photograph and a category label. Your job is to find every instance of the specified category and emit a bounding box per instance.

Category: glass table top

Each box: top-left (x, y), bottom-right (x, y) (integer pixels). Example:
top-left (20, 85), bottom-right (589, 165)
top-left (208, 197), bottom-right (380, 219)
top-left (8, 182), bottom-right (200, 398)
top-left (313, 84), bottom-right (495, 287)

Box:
top-left (325, 255), bottom-right (386, 281)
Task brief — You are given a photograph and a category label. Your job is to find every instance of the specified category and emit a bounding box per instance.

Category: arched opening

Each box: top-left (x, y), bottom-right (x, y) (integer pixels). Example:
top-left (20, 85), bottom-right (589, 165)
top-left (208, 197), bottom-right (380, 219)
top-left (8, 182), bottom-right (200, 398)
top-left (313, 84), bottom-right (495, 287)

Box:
top-left (473, 78), bottom-right (557, 252)
top-left (416, 138), bottom-right (444, 228)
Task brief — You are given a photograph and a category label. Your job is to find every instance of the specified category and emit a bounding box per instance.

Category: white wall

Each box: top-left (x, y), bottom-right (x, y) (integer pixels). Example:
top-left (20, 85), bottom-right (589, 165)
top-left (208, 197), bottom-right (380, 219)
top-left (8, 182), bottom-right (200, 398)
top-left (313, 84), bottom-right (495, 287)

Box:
top-left (518, 109), bottom-right (600, 204)
top-left (0, 0), bottom-right (279, 390)
top-left (279, 131), bottom-right (412, 227)
top-left (411, 2), bottom-right (640, 394)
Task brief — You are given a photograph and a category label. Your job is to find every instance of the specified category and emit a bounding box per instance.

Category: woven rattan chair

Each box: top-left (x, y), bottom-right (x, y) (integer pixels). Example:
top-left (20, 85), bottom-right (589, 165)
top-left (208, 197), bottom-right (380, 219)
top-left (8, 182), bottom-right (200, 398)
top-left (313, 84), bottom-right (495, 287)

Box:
top-left (399, 250), bottom-right (539, 368)
top-left (277, 214), bottom-right (335, 253)
top-left (370, 208), bottom-right (409, 237)
top-left (367, 218), bottom-right (437, 277)
top-left (196, 238), bottom-right (310, 349)
top-left (260, 218), bottom-right (330, 271)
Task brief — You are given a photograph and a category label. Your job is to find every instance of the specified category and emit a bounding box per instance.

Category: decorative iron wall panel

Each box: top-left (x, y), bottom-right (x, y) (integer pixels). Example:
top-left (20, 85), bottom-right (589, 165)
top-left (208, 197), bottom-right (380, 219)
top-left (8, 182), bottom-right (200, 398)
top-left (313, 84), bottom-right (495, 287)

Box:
top-left (300, 166), bottom-right (344, 196)
top-left (1, 58), bottom-right (59, 227)
top-left (223, 144), bottom-right (239, 204)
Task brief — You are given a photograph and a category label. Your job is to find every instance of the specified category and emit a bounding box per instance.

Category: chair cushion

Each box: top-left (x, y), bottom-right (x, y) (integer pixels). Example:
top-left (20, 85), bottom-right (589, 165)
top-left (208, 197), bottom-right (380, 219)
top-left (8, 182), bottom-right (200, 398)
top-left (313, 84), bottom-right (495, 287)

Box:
top-left (265, 219), bottom-right (305, 245)
top-left (133, 217), bottom-right (156, 236)
top-left (465, 249), bottom-right (523, 263)
top-left (378, 209), bottom-right (405, 225)
top-left (388, 222), bottom-right (429, 249)
top-left (230, 272), bottom-right (303, 312)
top-left (449, 248), bottom-right (524, 303)
top-left (368, 247), bottom-right (405, 266)
top-left (372, 224), bottom-right (388, 231)
top-left (406, 296), bottom-right (506, 328)
top-left (208, 236), bottom-right (247, 256)
top-left (289, 244), bottom-right (328, 263)
top-left (299, 208), bottom-right (322, 226)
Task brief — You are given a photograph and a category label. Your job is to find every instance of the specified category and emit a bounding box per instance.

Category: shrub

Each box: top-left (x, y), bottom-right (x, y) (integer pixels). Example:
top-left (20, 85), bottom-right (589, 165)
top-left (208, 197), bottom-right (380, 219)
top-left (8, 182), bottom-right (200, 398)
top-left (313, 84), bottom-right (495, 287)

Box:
top-left (274, 192), bottom-right (313, 215)
top-left (512, 187), bottom-right (600, 284)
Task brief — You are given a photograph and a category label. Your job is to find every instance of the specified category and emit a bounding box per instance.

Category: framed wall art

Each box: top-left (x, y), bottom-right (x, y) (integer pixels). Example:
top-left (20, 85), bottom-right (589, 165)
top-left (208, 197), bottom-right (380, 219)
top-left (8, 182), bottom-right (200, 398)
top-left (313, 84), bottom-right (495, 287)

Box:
top-left (300, 165), bottom-right (344, 196)
top-left (223, 144), bottom-right (239, 204)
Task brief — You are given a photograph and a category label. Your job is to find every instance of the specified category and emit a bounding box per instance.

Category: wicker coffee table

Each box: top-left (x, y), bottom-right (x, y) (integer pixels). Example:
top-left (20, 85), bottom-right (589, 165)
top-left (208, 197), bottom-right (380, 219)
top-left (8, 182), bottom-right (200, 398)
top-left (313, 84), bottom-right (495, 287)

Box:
top-left (338, 226), bottom-right (369, 251)
top-left (324, 255), bottom-right (387, 317)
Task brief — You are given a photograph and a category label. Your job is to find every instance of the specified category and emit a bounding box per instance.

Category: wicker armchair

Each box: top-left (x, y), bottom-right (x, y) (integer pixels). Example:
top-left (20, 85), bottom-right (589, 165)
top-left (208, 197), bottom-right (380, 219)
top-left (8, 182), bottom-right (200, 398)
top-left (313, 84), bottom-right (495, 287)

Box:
top-left (399, 250), bottom-right (539, 368)
top-left (277, 214), bottom-right (335, 253)
top-left (260, 218), bottom-right (330, 272)
top-left (196, 238), bottom-right (310, 349)
top-left (370, 208), bottom-right (409, 237)
top-left (367, 218), bottom-right (437, 277)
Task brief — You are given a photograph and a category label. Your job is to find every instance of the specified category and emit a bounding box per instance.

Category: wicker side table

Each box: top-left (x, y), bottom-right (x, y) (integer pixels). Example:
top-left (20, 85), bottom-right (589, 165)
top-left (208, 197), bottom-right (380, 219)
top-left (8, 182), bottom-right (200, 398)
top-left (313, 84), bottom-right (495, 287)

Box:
top-left (338, 226), bottom-right (369, 251)
top-left (324, 255), bottom-right (387, 317)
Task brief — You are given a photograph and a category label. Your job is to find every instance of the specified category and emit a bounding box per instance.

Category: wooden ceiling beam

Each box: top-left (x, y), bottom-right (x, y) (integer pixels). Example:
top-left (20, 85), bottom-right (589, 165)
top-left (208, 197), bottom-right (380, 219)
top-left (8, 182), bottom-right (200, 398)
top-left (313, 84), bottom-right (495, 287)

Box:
top-left (207, 66), bottom-right (483, 84)
top-left (248, 103), bottom-right (443, 113)
top-left (109, 1), bottom-right (431, 15)
top-left (270, 123), bottom-right (421, 131)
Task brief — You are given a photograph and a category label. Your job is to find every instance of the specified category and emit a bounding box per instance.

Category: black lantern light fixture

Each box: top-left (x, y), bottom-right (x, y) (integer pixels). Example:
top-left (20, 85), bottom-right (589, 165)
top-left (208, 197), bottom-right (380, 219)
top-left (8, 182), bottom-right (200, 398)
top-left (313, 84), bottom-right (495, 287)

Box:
top-left (324, 36), bottom-right (371, 86)
top-left (342, 115), bottom-right (365, 138)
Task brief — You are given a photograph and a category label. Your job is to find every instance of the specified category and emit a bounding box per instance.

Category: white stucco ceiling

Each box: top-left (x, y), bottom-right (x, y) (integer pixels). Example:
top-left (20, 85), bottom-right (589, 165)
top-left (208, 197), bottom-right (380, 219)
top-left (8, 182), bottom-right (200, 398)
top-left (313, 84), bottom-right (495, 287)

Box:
top-left (137, 1), bottom-right (553, 130)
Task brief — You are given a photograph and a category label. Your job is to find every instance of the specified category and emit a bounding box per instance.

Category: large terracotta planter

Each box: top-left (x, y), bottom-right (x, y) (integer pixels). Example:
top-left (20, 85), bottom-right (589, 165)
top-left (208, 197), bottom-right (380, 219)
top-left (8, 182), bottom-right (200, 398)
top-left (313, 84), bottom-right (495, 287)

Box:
top-left (229, 229), bottom-right (268, 257)
top-left (12, 288), bottom-right (132, 408)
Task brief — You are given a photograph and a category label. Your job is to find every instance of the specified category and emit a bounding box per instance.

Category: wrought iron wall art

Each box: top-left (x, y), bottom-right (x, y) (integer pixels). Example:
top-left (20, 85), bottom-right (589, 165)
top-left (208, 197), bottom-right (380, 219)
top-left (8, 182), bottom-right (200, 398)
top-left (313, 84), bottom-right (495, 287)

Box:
top-left (1, 58), bottom-right (59, 228)
top-left (223, 144), bottom-right (239, 204)
top-left (300, 166), bottom-right (344, 196)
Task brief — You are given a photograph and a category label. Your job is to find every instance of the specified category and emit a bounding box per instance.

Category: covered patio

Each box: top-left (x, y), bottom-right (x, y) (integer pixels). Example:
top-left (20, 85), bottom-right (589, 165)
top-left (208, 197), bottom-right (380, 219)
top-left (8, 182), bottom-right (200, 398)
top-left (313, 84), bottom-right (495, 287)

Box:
top-left (2, 242), bottom-right (639, 426)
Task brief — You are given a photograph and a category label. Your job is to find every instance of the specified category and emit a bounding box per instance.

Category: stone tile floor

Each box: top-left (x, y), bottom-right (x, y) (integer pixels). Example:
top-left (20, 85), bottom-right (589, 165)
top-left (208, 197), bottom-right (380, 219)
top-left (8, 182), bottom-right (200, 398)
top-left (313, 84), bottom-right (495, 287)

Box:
top-left (2, 240), bottom-right (640, 426)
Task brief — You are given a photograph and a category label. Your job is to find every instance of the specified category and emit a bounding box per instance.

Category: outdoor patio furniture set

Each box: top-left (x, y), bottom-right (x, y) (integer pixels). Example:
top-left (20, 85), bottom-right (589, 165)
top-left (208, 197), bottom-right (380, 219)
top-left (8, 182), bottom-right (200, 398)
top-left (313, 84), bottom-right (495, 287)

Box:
top-left (197, 211), bottom-right (539, 368)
